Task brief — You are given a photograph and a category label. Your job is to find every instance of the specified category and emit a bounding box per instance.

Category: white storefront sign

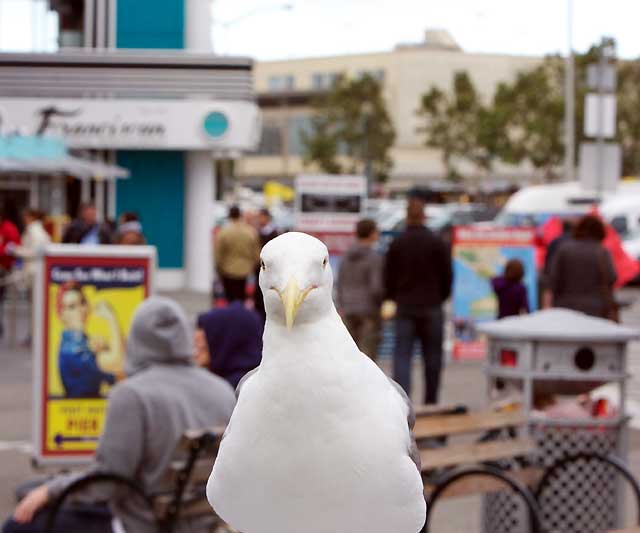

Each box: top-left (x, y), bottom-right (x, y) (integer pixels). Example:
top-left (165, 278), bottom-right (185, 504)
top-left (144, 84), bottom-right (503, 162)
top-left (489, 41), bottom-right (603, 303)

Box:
top-left (294, 174), bottom-right (367, 233)
top-left (0, 98), bottom-right (261, 151)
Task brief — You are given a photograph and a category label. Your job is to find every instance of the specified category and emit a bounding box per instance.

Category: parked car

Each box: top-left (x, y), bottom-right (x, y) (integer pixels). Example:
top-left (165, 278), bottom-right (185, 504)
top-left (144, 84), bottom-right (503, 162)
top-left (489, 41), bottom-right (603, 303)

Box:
top-left (391, 203), bottom-right (498, 244)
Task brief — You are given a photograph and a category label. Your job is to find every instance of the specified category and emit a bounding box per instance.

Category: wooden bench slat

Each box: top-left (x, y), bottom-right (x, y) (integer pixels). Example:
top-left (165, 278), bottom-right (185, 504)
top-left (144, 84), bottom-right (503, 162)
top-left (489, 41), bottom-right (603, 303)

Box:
top-left (414, 410), bottom-right (526, 439)
top-left (420, 438), bottom-right (534, 471)
top-left (414, 404), bottom-right (466, 417)
top-left (424, 468), bottom-right (543, 499)
top-left (178, 426), bottom-right (225, 451)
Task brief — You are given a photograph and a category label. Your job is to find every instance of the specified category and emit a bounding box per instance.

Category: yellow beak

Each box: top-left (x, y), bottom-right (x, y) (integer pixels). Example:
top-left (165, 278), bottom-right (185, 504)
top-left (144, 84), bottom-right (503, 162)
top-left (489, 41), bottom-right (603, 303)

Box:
top-left (277, 277), bottom-right (312, 330)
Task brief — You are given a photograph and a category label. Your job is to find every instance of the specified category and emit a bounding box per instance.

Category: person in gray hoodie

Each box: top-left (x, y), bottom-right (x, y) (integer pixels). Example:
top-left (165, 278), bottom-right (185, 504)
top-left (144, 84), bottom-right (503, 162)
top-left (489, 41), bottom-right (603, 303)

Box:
top-left (336, 218), bottom-right (384, 360)
top-left (4, 296), bottom-right (236, 533)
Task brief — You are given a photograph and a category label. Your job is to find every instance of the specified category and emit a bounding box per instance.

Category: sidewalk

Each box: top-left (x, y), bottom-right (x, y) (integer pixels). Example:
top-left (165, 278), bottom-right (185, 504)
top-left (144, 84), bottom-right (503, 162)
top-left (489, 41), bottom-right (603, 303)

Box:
top-left (1, 289), bottom-right (639, 530)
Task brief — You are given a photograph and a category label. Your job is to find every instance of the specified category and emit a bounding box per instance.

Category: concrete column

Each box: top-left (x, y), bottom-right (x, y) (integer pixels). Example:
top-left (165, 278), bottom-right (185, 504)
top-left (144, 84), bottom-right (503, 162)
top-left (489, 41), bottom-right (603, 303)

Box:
top-left (184, 0), bottom-right (216, 292)
top-left (50, 177), bottom-right (65, 216)
top-left (81, 178), bottom-right (91, 203)
top-left (29, 176), bottom-right (39, 208)
top-left (95, 179), bottom-right (105, 222)
top-left (184, 151), bottom-right (214, 292)
top-left (107, 179), bottom-right (117, 220)
top-left (184, 0), bottom-right (212, 51)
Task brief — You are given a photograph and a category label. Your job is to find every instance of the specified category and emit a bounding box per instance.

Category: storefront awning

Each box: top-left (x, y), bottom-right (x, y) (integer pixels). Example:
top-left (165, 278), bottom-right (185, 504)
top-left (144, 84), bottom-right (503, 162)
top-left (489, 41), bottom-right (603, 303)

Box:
top-left (0, 155), bottom-right (130, 179)
top-left (0, 135), bottom-right (129, 179)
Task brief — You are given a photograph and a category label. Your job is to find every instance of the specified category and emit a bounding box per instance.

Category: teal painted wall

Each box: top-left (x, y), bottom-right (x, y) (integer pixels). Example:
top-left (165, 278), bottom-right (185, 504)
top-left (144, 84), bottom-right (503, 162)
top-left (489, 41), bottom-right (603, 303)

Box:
top-left (116, 151), bottom-right (184, 268)
top-left (115, 1), bottom-right (185, 269)
top-left (116, 0), bottom-right (184, 49)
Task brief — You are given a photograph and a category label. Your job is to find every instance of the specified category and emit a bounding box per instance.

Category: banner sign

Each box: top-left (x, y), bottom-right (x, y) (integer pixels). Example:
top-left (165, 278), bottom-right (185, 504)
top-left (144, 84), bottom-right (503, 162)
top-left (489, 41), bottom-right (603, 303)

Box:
top-left (452, 227), bottom-right (537, 360)
top-left (0, 98), bottom-right (260, 151)
top-left (33, 245), bottom-right (155, 464)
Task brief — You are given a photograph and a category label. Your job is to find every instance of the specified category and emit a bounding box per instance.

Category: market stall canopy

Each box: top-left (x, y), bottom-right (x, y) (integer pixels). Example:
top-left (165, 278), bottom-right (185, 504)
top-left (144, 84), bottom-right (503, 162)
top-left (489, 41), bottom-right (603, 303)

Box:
top-left (0, 135), bottom-right (129, 179)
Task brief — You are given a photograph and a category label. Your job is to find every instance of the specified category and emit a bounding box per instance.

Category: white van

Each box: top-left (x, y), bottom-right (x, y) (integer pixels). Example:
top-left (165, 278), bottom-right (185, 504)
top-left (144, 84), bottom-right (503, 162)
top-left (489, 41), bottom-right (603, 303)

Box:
top-left (496, 181), bottom-right (640, 229)
top-left (600, 194), bottom-right (640, 260)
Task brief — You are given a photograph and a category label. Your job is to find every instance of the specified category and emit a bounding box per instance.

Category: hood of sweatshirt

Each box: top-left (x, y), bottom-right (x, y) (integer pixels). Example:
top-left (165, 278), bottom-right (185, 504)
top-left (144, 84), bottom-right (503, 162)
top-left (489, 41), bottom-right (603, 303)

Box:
top-left (125, 296), bottom-right (193, 376)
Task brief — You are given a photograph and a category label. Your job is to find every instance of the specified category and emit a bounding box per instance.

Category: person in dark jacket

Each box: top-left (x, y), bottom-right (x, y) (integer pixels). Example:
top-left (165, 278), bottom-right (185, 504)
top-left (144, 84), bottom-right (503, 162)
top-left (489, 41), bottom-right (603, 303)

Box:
top-left (384, 195), bottom-right (453, 404)
top-left (491, 259), bottom-right (529, 319)
top-left (62, 203), bottom-right (112, 245)
top-left (253, 208), bottom-right (280, 322)
top-left (546, 215), bottom-right (617, 319)
top-left (195, 301), bottom-right (263, 388)
top-left (336, 219), bottom-right (383, 360)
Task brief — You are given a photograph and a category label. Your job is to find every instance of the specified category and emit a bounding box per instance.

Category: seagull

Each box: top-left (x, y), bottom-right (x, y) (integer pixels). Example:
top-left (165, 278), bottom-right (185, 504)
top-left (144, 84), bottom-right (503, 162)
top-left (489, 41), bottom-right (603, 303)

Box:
top-left (207, 232), bottom-right (426, 533)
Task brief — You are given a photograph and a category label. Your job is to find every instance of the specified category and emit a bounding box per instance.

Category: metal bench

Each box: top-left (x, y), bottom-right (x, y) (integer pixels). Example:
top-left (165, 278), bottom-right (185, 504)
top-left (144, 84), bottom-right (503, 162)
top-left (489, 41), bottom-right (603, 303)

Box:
top-left (45, 427), bottom-right (233, 533)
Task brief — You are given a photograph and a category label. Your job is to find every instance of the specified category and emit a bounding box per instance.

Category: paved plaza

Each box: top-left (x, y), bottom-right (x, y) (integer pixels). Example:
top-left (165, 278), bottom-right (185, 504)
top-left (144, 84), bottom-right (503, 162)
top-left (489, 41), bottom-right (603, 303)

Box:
top-left (1, 289), bottom-right (640, 530)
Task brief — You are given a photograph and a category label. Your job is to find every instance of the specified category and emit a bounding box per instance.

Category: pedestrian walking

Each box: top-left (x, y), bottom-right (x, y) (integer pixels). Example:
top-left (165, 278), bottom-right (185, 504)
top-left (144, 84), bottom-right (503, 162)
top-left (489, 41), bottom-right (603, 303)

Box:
top-left (62, 203), bottom-right (112, 245)
top-left (384, 195), bottom-right (452, 404)
top-left (9, 209), bottom-right (51, 286)
top-left (546, 214), bottom-right (618, 320)
top-left (0, 204), bottom-right (21, 339)
top-left (253, 208), bottom-right (280, 321)
top-left (491, 258), bottom-right (529, 319)
top-left (116, 212), bottom-right (146, 245)
top-left (336, 218), bottom-right (383, 360)
top-left (214, 205), bottom-right (260, 303)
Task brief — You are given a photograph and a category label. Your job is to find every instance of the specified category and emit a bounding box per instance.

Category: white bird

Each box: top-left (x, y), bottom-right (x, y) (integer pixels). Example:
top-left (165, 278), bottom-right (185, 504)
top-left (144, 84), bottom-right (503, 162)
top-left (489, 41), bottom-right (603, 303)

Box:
top-left (207, 232), bottom-right (426, 533)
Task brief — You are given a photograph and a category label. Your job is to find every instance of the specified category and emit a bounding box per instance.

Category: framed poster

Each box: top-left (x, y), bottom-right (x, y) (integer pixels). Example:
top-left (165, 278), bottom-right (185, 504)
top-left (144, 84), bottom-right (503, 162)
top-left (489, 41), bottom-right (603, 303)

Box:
top-left (32, 245), bottom-right (156, 465)
top-left (452, 227), bottom-right (537, 361)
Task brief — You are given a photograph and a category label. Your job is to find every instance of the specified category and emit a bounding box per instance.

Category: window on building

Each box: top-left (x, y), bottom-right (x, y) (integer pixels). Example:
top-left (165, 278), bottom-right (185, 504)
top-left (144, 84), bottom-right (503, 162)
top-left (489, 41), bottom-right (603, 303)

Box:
top-left (287, 116), bottom-right (313, 156)
top-left (356, 69), bottom-right (385, 83)
top-left (267, 74), bottom-right (295, 92)
top-left (257, 120), bottom-right (283, 155)
top-left (311, 72), bottom-right (340, 91)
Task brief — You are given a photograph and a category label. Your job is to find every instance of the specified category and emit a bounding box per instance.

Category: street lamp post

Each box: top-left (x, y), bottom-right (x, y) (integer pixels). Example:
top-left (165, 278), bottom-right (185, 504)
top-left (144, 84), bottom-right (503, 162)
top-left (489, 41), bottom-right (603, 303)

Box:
top-left (564, 0), bottom-right (575, 182)
top-left (361, 102), bottom-right (374, 197)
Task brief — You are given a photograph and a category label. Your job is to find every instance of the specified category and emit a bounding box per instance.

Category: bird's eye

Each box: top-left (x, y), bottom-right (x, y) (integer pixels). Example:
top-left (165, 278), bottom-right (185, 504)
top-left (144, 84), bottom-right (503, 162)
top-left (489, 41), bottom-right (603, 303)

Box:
top-left (322, 257), bottom-right (328, 268)
top-left (260, 260), bottom-right (266, 271)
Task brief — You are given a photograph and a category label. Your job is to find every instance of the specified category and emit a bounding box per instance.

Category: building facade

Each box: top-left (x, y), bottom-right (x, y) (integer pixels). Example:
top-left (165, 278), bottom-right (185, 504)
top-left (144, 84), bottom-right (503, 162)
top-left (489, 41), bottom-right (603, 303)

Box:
top-left (0, 0), bottom-right (260, 292)
top-left (237, 31), bottom-right (541, 191)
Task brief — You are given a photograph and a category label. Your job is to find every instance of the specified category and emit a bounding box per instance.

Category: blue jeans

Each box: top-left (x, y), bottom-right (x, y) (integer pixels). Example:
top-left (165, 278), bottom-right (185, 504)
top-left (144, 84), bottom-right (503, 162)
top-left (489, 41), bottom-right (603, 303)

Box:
top-left (393, 307), bottom-right (444, 405)
top-left (2, 504), bottom-right (112, 533)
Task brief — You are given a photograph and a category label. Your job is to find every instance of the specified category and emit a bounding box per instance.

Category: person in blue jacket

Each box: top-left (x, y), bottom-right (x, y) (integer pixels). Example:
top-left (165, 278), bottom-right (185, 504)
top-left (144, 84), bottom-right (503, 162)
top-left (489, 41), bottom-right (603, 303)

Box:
top-left (194, 299), bottom-right (263, 389)
top-left (56, 282), bottom-right (122, 398)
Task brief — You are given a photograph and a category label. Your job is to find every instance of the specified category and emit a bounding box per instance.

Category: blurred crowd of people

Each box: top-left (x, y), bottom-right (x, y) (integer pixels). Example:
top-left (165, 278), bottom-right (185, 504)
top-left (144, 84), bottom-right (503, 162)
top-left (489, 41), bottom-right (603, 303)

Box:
top-left (0, 192), bottom-right (625, 532)
top-left (0, 202), bottom-right (147, 341)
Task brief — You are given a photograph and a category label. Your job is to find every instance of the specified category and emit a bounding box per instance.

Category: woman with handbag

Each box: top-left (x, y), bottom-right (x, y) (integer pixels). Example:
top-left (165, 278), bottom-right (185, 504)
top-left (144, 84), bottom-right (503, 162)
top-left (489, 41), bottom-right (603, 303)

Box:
top-left (545, 215), bottom-right (618, 320)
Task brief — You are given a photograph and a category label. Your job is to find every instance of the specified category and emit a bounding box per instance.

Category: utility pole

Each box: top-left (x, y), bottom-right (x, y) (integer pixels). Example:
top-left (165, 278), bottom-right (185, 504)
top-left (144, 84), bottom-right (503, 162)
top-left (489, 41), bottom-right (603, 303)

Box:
top-left (563, 0), bottom-right (575, 182)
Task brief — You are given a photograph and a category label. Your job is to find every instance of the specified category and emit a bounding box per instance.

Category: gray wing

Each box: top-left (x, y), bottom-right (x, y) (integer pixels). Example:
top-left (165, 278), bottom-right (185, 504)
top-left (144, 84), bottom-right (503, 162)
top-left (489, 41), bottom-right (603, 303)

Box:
top-left (235, 366), bottom-right (259, 399)
top-left (387, 377), bottom-right (421, 472)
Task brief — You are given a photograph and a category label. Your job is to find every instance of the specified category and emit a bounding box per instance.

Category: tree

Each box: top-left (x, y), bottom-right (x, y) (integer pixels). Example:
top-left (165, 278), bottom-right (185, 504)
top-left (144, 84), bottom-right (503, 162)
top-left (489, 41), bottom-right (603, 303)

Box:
top-left (617, 60), bottom-right (640, 176)
top-left (417, 39), bottom-right (640, 181)
top-left (302, 74), bottom-right (396, 181)
top-left (417, 71), bottom-right (496, 181)
top-left (491, 59), bottom-right (566, 180)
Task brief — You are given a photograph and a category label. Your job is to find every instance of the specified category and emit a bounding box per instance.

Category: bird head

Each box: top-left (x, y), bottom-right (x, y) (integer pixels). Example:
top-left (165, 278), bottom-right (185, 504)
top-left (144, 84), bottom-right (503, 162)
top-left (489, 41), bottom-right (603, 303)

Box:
top-left (259, 232), bottom-right (334, 330)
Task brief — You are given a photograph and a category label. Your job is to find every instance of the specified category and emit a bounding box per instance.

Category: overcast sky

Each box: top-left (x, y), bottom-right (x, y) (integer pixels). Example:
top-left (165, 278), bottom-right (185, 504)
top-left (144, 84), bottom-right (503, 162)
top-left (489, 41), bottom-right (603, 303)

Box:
top-left (1, 0), bottom-right (639, 60)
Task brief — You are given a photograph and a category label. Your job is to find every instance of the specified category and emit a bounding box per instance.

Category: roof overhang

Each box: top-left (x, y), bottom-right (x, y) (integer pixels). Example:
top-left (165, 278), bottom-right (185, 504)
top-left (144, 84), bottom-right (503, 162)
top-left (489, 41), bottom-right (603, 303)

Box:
top-left (0, 49), bottom-right (255, 100)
